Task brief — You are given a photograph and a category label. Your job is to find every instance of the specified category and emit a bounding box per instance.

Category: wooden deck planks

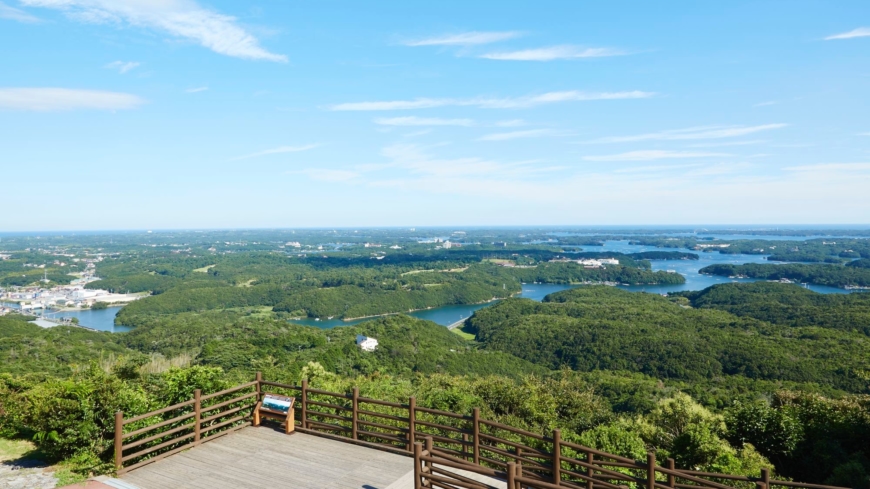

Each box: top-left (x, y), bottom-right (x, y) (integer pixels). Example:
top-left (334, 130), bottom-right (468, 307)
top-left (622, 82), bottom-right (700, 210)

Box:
top-left (121, 427), bottom-right (415, 489)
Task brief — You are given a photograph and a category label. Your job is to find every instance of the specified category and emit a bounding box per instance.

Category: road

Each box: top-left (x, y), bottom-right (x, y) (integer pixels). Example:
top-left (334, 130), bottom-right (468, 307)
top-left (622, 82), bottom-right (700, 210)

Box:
top-left (447, 318), bottom-right (466, 330)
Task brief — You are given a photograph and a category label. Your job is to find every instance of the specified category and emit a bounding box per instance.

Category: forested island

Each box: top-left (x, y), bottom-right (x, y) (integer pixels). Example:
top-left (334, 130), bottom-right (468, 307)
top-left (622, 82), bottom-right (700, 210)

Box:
top-left (700, 263), bottom-right (870, 288)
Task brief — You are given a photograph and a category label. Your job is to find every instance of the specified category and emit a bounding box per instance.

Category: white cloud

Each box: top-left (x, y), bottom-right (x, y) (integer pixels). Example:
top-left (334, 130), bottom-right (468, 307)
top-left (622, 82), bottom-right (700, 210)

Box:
top-left (753, 101), bottom-right (777, 107)
top-left (0, 1), bottom-right (40, 22)
top-left (374, 116), bottom-right (474, 127)
top-left (403, 31), bottom-right (521, 46)
top-left (299, 169), bottom-right (360, 182)
top-left (686, 140), bottom-right (765, 148)
top-left (582, 150), bottom-right (728, 161)
top-left (186, 86), bottom-right (209, 93)
top-left (290, 143), bottom-right (870, 224)
top-left (480, 45), bottom-right (626, 61)
top-left (105, 60), bottom-right (141, 74)
top-left (21, 0), bottom-right (287, 62)
top-left (825, 27), bottom-right (870, 40)
top-left (330, 90), bottom-right (653, 111)
top-left (613, 163), bottom-right (706, 173)
top-left (477, 129), bottom-right (553, 141)
top-left (581, 124), bottom-right (787, 144)
top-left (858, 132), bottom-right (870, 136)
top-left (495, 119), bottom-right (525, 127)
top-left (376, 144), bottom-right (558, 179)
top-left (0, 87), bottom-right (144, 111)
top-left (230, 144), bottom-right (318, 161)
top-left (783, 163), bottom-right (870, 172)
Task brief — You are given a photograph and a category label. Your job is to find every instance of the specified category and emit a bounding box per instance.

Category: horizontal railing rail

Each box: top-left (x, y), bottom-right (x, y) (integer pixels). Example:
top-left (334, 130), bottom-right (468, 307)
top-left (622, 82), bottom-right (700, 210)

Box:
top-left (114, 379), bottom-right (259, 474)
top-left (112, 373), bottom-right (850, 489)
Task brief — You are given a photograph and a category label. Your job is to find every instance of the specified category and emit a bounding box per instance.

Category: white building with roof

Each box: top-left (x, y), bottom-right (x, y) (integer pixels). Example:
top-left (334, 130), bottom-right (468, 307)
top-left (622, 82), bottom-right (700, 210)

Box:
top-left (356, 334), bottom-right (378, 352)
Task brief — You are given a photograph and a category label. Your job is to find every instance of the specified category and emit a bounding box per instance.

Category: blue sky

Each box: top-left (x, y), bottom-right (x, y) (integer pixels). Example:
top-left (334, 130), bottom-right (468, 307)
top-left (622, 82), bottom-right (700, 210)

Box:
top-left (1, 0), bottom-right (869, 230)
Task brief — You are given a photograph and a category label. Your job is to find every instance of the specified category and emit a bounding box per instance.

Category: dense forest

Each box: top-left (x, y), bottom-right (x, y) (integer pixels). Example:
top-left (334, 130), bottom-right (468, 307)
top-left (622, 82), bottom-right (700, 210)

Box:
top-left (700, 263), bottom-right (870, 288)
top-left (676, 282), bottom-right (870, 336)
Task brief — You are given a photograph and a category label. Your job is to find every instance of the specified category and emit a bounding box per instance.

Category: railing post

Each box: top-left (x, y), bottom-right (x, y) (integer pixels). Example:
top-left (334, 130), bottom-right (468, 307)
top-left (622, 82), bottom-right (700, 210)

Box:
top-left (761, 468), bottom-right (770, 489)
top-left (553, 429), bottom-right (561, 485)
top-left (586, 452), bottom-right (594, 489)
top-left (413, 442), bottom-right (423, 489)
top-left (424, 436), bottom-right (433, 475)
top-left (647, 452), bottom-right (656, 489)
top-left (301, 379), bottom-right (308, 429)
top-left (408, 396), bottom-right (416, 451)
top-left (255, 371), bottom-right (262, 397)
top-left (462, 433), bottom-right (469, 461)
top-left (194, 389), bottom-right (202, 445)
top-left (114, 411), bottom-right (123, 473)
top-left (472, 407), bottom-right (480, 465)
top-left (667, 457), bottom-right (676, 488)
top-left (508, 462), bottom-right (517, 489)
top-left (352, 387), bottom-right (359, 440)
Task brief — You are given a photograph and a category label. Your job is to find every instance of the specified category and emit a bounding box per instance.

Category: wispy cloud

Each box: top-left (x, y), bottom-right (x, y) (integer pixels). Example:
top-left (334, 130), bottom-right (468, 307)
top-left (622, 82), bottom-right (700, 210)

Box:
top-left (582, 150), bottom-right (728, 161)
top-left (376, 144), bottom-right (558, 179)
top-left (478, 129), bottom-right (553, 141)
top-left (297, 169), bottom-right (360, 182)
top-left (784, 163), bottom-right (870, 172)
top-left (230, 144), bottom-right (318, 161)
top-left (0, 87), bottom-right (144, 111)
top-left (105, 61), bottom-right (141, 74)
top-left (0, 1), bottom-right (40, 22)
top-left (825, 27), bottom-right (870, 40)
top-left (613, 163), bottom-right (706, 173)
top-left (403, 31), bottom-right (522, 46)
top-left (330, 90), bottom-right (654, 111)
top-left (495, 119), bottom-right (525, 127)
top-left (186, 86), bottom-right (209, 93)
top-left (581, 124), bottom-right (787, 144)
top-left (480, 45), bottom-right (626, 61)
top-left (858, 132), bottom-right (870, 136)
top-left (753, 101), bottom-right (777, 107)
top-left (686, 140), bottom-right (765, 148)
top-left (21, 0), bottom-right (287, 62)
top-left (374, 116), bottom-right (474, 127)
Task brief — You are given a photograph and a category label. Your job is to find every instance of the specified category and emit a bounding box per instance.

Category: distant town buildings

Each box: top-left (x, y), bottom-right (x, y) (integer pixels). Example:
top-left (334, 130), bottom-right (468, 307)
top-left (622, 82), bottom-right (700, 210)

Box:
top-left (1, 281), bottom-right (141, 310)
top-left (549, 258), bottom-right (619, 269)
top-left (356, 334), bottom-right (378, 352)
top-left (694, 244), bottom-right (731, 249)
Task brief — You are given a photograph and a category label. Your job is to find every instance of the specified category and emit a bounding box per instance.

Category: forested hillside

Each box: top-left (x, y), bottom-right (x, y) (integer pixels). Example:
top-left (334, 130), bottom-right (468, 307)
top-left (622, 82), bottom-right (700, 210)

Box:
top-left (678, 282), bottom-right (870, 336)
top-left (466, 287), bottom-right (870, 393)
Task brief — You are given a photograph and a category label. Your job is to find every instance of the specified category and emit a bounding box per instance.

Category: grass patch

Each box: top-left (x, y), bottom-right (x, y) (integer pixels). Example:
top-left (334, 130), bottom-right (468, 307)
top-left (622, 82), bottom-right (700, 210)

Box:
top-left (53, 466), bottom-right (87, 486)
top-left (193, 265), bottom-right (215, 273)
top-left (0, 438), bottom-right (37, 462)
top-left (451, 324), bottom-right (476, 341)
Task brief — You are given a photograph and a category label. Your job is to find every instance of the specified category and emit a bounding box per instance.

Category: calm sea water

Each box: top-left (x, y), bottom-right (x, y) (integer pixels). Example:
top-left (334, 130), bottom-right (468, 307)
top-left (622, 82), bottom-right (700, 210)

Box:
top-left (2, 302), bottom-right (132, 333)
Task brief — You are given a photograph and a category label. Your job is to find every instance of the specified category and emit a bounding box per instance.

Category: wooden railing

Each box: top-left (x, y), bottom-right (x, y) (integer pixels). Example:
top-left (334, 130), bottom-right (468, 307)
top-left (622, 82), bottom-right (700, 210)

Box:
top-left (114, 380), bottom-right (258, 474)
top-left (113, 375), bottom-right (849, 489)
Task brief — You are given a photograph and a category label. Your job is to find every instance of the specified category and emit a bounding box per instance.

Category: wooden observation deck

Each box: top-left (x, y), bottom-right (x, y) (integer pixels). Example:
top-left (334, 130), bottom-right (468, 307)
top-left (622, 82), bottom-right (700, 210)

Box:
top-left (112, 374), bottom-right (849, 489)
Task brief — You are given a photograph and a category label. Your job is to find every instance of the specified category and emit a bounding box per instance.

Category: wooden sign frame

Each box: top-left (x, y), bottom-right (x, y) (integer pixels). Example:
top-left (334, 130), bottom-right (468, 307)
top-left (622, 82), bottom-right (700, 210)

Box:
top-left (253, 393), bottom-right (296, 434)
